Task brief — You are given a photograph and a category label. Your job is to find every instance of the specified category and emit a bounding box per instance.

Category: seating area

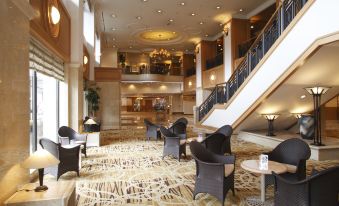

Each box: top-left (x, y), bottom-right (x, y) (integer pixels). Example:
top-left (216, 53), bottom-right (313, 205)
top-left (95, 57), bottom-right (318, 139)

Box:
top-left (2, 0), bottom-right (339, 205)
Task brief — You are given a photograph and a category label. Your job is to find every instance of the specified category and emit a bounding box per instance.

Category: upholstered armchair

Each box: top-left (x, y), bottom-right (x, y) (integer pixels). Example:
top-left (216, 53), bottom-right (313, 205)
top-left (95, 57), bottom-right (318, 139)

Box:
top-left (190, 141), bottom-right (235, 205)
top-left (273, 166), bottom-right (339, 206)
top-left (39, 138), bottom-right (81, 180)
top-left (58, 126), bottom-right (88, 157)
top-left (144, 119), bottom-right (160, 141)
top-left (160, 126), bottom-right (186, 161)
top-left (264, 138), bottom-right (311, 190)
top-left (202, 125), bottom-right (233, 155)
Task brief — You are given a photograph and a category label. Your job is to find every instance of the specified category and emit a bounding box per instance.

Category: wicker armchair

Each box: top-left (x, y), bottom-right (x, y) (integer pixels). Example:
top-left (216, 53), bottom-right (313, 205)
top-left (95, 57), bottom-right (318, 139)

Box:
top-left (202, 125), bottom-right (233, 155)
top-left (264, 138), bottom-right (311, 190)
top-left (273, 166), bottom-right (339, 206)
top-left (189, 141), bottom-right (235, 205)
top-left (58, 126), bottom-right (88, 157)
top-left (144, 119), bottom-right (160, 141)
top-left (39, 138), bottom-right (81, 180)
top-left (160, 126), bottom-right (186, 161)
top-left (169, 121), bottom-right (187, 139)
top-left (173, 117), bottom-right (188, 125)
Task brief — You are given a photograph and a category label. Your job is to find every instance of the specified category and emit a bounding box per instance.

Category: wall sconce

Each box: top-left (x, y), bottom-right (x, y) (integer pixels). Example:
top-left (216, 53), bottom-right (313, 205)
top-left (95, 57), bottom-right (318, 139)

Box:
top-left (292, 113), bottom-right (303, 134)
top-left (304, 86), bottom-right (331, 146)
top-left (262, 114), bottom-right (280, 136)
top-left (50, 6), bottom-right (61, 24)
top-left (188, 81), bottom-right (192, 86)
top-left (210, 74), bottom-right (216, 81)
top-left (83, 55), bottom-right (88, 65)
top-left (223, 25), bottom-right (229, 36)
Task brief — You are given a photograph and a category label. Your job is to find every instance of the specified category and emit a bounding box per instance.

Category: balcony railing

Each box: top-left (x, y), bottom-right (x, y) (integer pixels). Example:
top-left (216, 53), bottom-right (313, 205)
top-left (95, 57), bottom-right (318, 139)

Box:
top-left (206, 53), bottom-right (223, 70)
top-left (198, 0), bottom-right (308, 121)
top-left (122, 65), bottom-right (183, 76)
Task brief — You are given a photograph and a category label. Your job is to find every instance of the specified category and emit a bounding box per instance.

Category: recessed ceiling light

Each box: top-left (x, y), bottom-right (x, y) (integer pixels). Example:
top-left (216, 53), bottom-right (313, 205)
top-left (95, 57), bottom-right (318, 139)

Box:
top-left (191, 13), bottom-right (196, 16)
top-left (205, 34), bottom-right (209, 37)
top-left (199, 21), bottom-right (204, 25)
top-left (239, 8), bottom-right (243, 12)
top-left (136, 16), bottom-right (142, 20)
top-left (157, 10), bottom-right (162, 13)
top-left (250, 25), bottom-right (254, 29)
top-left (216, 6), bottom-right (221, 9)
top-left (129, 46), bottom-right (133, 49)
top-left (300, 95), bottom-right (306, 99)
top-left (169, 19), bottom-right (174, 22)
top-left (180, 2), bottom-right (185, 6)
top-left (141, 0), bottom-right (148, 2)
top-left (111, 27), bottom-right (117, 31)
top-left (111, 14), bottom-right (117, 18)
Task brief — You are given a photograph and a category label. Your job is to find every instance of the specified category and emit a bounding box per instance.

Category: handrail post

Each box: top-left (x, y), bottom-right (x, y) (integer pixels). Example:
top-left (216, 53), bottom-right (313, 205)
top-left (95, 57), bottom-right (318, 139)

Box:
top-left (215, 85), bottom-right (218, 104)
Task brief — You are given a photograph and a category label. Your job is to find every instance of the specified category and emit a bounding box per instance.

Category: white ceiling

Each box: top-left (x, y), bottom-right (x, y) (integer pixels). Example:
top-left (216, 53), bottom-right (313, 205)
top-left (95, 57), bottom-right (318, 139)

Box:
top-left (94, 0), bottom-right (273, 52)
top-left (237, 42), bottom-right (339, 132)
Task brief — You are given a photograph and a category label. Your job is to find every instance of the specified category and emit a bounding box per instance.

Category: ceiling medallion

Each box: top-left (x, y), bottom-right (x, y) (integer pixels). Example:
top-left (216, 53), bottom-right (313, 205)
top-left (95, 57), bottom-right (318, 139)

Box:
top-left (140, 30), bottom-right (178, 41)
top-left (46, 0), bottom-right (60, 38)
top-left (149, 48), bottom-right (171, 58)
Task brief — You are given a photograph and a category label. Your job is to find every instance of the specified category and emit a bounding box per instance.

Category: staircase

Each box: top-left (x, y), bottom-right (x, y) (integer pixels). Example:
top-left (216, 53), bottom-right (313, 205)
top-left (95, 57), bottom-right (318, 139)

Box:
top-left (198, 0), bottom-right (339, 129)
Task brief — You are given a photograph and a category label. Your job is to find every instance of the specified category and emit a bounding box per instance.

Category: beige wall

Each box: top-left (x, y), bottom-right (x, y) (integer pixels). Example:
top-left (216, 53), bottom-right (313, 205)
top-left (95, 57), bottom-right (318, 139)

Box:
top-left (100, 48), bottom-right (118, 68)
top-left (0, 0), bottom-right (31, 203)
top-left (97, 82), bottom-right (121, 130)
top-left (202, 64), bottom-right (225, 89)
top-left (183, 75), bottom-right (196, 93)
top-left (171, 94), bottom-right (183, 113)
top-left (183, 95), bottom-right (196, 115)
top-left (121, 83), bottom-right (182, 96)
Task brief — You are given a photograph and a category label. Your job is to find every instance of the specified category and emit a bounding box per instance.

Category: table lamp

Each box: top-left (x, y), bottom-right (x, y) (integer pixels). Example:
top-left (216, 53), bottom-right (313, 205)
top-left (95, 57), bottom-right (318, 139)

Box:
top-left (84, 118), bottom-right (97, 125)
top-left (22, 149), bottom-right (60, 192)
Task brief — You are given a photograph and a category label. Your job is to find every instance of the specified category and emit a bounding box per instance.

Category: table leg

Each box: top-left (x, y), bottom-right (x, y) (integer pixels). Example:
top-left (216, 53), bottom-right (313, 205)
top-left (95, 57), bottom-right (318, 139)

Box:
top-left (260, 174), bottom-right (265, 202)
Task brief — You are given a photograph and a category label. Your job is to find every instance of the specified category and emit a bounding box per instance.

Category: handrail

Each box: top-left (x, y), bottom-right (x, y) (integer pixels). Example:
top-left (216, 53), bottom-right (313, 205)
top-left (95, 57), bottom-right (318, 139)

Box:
top-left (198, 0), bottom-right (308, 121)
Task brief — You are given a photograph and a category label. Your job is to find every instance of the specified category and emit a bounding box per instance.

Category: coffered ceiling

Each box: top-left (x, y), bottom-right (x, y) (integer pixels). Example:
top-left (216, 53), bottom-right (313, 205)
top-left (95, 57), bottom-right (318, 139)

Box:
top-left (93, 0), bottom-right (274, 52)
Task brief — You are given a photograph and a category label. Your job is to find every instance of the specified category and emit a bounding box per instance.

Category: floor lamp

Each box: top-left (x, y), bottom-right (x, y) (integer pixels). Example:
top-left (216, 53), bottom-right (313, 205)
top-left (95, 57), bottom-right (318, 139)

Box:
top-left (262, 114), bottom-right (280, 136)
top-left (304, 86), bottom-right (330, 146)
top-left (293, 113), bottom-right (303, 134)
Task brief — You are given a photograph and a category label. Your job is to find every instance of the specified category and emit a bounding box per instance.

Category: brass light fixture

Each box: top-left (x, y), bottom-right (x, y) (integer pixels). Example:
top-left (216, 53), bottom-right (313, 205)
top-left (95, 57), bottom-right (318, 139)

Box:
top-left (83, 55), bottom-right (88, 65)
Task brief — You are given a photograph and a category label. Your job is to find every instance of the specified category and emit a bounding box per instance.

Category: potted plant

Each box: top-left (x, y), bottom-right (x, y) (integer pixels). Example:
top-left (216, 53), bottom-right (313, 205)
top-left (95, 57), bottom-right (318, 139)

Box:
top-left (85, 87), bottom-right (100, 117)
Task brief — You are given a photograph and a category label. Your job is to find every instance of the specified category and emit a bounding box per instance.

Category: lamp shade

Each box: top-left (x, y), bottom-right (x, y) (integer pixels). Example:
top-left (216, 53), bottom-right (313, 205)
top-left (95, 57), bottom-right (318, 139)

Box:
top-left (84, 118), bottom-right (97, 125)
top-left (293, 113), bottom-right (303, 119)
top-left (304, 86), bottom-right (330, 95)
top-left (262, 114), bottom-right (280, 121)
top-left (22, 149), bottom-right (60, 169)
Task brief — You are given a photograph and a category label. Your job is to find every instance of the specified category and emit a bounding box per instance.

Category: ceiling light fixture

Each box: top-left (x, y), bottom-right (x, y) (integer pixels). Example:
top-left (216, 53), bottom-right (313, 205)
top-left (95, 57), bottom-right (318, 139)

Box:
top-left (300, 95), bottom-right (306, 99)
top-left (149, 48), bottom-right (171, 58)
top-left (157, 10), bottom-right (162, 13)
top-left (216, 6), bottom-right (221, 9)
top-left (136, 16), bottom-right (142, 20)
top-left (199, 21), bottom-right (204, 25)
top-left (180, 2), bottom-right (185, 6)
top-left (169, 19), bottom-right (174, 22)
top-left (141, 0), bottom-right (148, 2)
top-left (250, 25), bottom-right (254, 29)
top-left (205, 34), bottom-right (209, 37)
top-left (191, 13), bottom-right (196, 16)
top-left (239, 8), bottom-right (243, 12)
top-left (111, 14), bottom-right (117, 18)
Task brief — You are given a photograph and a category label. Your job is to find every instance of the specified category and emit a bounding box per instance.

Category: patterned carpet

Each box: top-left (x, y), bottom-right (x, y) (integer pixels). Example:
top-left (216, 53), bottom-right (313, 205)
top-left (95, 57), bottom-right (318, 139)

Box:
top-left (59, 127), bottom-right (339, 206)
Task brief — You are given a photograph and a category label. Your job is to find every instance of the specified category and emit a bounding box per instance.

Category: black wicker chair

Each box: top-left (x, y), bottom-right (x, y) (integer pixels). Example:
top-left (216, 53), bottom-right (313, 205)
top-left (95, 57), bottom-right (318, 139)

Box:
top-left (264, 138), bottom-right (311, 191)
top-left (169, 121), bottom-right (187, 139)
top-left (39, 138), bottom-right (81, 180)
top-left (58, 126), bottom-right (88, 157)
top-left (144, 119), bottom-right (160, 141)
top-left (202, 125), bottom-right (233, 155)
top-left (160, 126), bottom-right (186, 161)
top-left (272, 166), bottom-right (339, 206)
top-left (190, 141), bottom-right (235, 205)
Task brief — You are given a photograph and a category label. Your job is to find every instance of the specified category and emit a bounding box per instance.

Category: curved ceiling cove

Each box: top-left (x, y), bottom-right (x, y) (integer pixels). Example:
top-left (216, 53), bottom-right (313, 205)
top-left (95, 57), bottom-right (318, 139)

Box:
top-left (140, 30), bottom-right (178, 41)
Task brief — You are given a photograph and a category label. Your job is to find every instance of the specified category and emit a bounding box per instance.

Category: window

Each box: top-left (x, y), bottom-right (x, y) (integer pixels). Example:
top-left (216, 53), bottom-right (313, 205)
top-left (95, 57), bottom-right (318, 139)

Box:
top-left (30, 70), bottom-right (65, 151)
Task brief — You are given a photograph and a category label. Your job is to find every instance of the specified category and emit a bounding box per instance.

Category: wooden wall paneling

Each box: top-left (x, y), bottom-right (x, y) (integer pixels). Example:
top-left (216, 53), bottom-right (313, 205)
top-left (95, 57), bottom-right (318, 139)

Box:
top-left (183, 54), bottom-right (195, 72)
top-left (200, 40), bottom-right (216, 71)
top-left (231, 18), bottom-right (250, 72)
top-left (29, 0), bottom-right (71, 62)
top-left (95, 67), bottom-right (122, 82)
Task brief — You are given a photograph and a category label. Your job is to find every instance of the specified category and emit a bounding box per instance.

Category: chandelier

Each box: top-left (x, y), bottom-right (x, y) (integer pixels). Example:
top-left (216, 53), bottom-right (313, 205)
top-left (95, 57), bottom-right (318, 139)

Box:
top-left (149, 48), bottom-right (171, 58)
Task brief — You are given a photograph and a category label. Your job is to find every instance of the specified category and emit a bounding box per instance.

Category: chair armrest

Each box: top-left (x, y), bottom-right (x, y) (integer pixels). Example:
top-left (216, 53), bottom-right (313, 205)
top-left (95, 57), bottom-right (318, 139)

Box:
top-left (59, 145), bottom-right (81, 160)
top-left (272, 172), bottom-right (310, 185)
top-left (164, 136), bottom-right (180, 146)
top-left (75, 133), bottom-right (87, 142)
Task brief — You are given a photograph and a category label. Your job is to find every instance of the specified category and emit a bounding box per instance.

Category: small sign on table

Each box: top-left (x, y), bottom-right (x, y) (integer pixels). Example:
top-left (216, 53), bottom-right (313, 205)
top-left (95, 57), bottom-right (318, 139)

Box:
top-left (259, 154), bottom-right (268, 170)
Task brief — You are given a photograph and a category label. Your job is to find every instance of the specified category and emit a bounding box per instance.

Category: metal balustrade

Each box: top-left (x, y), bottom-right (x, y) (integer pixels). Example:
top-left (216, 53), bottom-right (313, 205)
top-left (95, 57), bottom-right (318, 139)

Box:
top-left (198, 0), bottom-right (308, 121)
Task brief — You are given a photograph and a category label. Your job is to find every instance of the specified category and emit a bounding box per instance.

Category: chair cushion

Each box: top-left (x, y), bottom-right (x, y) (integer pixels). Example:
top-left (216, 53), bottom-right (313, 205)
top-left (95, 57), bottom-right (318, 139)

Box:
top-left (180, 139), bottom-right (186, 145)
top-left (75, 141), bottom-right (86, 145)
top-left (224, 164), bottom-right (234, 177)
top-left (285, 164), bottom-right (297, 173)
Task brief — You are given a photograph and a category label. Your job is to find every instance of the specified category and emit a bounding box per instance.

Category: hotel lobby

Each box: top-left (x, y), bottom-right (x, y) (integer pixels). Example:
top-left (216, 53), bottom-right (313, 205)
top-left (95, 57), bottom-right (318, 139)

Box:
top-left (1, 0), bottom-right (339, 205)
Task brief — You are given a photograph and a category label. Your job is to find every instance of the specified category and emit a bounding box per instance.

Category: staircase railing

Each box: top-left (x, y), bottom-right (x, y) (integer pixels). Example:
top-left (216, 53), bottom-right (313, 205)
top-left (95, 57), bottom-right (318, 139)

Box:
top-left (198, 0), bottom-right (308, 121)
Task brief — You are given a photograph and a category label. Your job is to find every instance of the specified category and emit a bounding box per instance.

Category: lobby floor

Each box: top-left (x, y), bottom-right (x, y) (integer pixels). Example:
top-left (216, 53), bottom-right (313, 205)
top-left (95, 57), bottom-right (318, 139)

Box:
top-left (53, 123), bottom-right (339, 205)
